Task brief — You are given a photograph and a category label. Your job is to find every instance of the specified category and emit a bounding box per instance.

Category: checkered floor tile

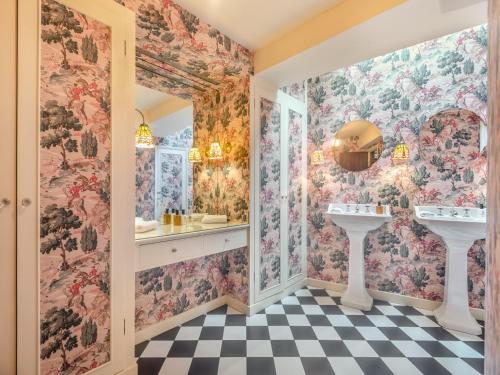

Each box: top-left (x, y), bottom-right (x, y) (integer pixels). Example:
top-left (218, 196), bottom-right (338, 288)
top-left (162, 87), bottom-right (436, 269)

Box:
top-left (136, 287), bottom-right (485, 375)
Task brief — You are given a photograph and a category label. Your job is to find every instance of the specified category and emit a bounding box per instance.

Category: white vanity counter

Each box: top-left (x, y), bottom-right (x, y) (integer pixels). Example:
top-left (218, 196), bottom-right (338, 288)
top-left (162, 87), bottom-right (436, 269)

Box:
top-left (135, 223), bottom-right (249, 272)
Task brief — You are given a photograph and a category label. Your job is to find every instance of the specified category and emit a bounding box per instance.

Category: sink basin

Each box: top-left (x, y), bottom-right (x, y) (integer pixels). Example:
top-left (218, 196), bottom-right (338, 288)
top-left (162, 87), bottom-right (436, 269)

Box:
top-left (415, 205), bottom-right (486, 335)
top-left (327, 203), bottom-right (392, 310)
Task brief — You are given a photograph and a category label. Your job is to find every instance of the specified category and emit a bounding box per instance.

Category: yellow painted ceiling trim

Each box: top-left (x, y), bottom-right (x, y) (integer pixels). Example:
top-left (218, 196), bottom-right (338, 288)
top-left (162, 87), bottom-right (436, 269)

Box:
top-left (254, 0), bottom-right (407, 73)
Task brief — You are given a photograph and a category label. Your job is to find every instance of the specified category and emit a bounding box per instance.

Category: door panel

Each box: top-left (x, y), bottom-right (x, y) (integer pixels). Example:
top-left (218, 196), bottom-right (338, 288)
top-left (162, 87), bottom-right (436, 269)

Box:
top-left (253, 79), bottom-right (307, 303)
top-left (287, 109), bottom-right (304, 279)
top-left (0, 0), bottom-right (17, 372)
top-left (17, 0), bottom-right (136, 374)
top-left (259, 98), bottom-right (282, 293)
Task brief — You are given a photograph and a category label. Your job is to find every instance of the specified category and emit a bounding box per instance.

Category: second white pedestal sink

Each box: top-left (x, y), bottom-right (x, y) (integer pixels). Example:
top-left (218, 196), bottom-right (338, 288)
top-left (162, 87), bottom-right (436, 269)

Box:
top-left (415, 205), bottom-right (486, 335)
top-left (327, 203), bottom-right (392, 310)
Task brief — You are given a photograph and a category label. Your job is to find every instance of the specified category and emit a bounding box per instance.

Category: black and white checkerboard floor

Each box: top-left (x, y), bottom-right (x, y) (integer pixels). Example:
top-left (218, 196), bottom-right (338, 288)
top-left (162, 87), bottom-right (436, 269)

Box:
top-left (135, 287), bottom-right (485, 375)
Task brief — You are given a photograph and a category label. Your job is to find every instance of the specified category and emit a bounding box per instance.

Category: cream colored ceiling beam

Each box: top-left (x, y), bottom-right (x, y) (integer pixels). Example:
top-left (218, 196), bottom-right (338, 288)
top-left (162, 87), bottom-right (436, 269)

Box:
top-left (254, 0), bottom-right (407, 73)
top-left (145, 96), bottom-right (192, 123)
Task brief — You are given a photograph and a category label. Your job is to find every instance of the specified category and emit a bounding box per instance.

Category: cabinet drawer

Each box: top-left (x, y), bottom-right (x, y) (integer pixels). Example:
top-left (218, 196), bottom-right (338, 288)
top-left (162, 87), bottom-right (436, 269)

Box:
top-left (136, 236), bottom-right (202, 272)
top-left (204, 229), bottom-right (248, 255)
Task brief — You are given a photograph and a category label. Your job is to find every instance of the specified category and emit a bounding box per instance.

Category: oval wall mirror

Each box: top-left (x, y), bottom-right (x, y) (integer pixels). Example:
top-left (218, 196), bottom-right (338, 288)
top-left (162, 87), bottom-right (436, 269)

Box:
top-left (333, 120), bottom-right (384, 172)
top-left (419, 108), bottom-right (484, 168)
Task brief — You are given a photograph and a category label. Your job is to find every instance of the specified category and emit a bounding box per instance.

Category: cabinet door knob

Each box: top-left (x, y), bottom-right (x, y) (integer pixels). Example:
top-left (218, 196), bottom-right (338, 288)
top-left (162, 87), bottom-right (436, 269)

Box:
top-left (21, 198), bottom-right (32, 208)
top-left (171, 248), bottom-right (177, 253)
top-left (0, 198), bottom-right (11, 209)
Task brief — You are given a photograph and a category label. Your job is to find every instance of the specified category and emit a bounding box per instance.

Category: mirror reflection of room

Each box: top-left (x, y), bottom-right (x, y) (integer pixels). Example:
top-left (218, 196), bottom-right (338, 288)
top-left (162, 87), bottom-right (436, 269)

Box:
top-left (135, 84), bottom-right (194, 234)
top-left (333, 120), bottom-right (384, 172)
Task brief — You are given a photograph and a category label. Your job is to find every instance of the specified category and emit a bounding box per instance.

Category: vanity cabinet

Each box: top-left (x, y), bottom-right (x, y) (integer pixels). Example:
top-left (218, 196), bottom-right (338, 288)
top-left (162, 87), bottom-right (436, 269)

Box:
top-left (136, 226), bottom-right (248, 271)
top-left (251, 78), bottom-right (307, 303)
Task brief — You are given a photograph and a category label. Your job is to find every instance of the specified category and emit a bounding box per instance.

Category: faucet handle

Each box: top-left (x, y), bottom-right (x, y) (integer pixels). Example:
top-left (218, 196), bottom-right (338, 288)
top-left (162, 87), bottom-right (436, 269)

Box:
top-left (464, 208), bottom-right (470, 217)
top-left (437, 207), bottom-right (444, 216)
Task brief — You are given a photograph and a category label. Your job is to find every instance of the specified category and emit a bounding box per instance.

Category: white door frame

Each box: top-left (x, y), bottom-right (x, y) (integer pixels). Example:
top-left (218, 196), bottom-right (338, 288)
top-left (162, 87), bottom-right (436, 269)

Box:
top-left (250, 77), bottom-right (307, 304)
top-left (0, 0), bottom-right (17, 372)
top-left (17, 0), bottom-right (136, 373)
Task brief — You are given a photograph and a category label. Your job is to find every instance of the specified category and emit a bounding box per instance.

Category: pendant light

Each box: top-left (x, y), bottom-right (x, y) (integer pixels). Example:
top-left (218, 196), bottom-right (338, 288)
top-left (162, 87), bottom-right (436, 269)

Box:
top-left (208, 142), bottom-right (223, 160)
top-left (135, 109), bottom-right (154, 149)
top-left (311, 149), bottom-right (325, 165)
top-left (188, 147), bottom-right (202, 163)
top-left (392, 142), bottom-right (409, 163)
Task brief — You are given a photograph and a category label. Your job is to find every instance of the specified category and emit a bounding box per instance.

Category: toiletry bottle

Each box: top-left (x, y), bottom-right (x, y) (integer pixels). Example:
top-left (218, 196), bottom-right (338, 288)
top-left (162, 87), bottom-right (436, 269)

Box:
top-left (164, 208), bottom-right (171, 225)
top-left (181, 209), bottom-right (186, 225)
top-left (376, 201), bottom-right (384, 215)
top-left (174, 209), bottom-right (182, 226)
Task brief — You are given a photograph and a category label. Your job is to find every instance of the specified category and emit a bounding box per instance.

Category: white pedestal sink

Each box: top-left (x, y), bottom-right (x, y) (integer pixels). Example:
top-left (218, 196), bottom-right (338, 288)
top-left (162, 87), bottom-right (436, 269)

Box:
top-left (415, 206), bottom-right (486, 335)
top-left (327, 203), bottom-right (392, 310)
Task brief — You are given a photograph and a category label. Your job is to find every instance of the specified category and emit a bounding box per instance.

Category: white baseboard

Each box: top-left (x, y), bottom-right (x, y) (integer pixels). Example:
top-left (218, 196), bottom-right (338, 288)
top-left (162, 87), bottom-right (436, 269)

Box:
top-left (249, 278), bottom-right (307, 315)
top-left (306, 278), bottom-right (485, 321)
top-left (117, 363), bottom-right (138, 375)
top-left (135, 296), bottom-right (249, 344)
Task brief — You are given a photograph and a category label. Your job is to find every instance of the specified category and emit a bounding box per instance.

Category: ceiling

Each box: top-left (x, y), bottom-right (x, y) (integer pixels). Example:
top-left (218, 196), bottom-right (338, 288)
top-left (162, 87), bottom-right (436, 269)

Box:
top-left (135, 84), bottom-right (170, 111)
top-left (174, 0), bottom-right (344, 51)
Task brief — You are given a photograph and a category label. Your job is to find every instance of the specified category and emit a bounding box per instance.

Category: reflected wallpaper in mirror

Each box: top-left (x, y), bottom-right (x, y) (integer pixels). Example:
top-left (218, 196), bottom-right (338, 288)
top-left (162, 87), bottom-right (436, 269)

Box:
top-left (333, 120), bottom-right (384, 172)
top-left (135, 84), bottom-right (193, 220)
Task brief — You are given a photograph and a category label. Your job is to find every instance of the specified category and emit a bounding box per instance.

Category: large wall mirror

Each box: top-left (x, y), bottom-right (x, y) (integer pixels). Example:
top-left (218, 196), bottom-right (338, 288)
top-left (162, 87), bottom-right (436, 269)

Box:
top-left (333, 120), bottom-right (384, 172)
top-left (135, 84), bottom-right (193, 220)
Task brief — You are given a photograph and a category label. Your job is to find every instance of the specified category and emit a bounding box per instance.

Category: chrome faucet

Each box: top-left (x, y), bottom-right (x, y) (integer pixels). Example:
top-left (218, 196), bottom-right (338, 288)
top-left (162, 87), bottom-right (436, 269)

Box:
top-left (355, 205), bottom-right (360, 213)
top-left (464, 208), bottom-right (470, 218)
top-left (365, 205), bottom-right (370, 213)
top-left (437, 207), bottom-right (444, 216)
top-left (449, 208), bottom-right (458, 217)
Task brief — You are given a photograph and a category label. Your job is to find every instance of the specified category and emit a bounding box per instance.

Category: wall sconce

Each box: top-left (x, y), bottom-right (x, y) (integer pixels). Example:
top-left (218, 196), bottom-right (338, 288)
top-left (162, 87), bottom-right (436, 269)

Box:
top-left (208, 142), bottom-right (223, 160)
top-left (392, 142), bottom-right (409, 163)
top-left (188, 147), bottom-right (202, 163)
top-left (311, 149), bottom-right (325, 165)
top-left (135, 109), bottom-right (154, 149)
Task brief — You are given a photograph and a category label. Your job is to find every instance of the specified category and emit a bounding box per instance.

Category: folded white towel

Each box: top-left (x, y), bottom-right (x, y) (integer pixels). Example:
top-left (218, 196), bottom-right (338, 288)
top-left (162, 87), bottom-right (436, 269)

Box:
top-left (201, 215), bottom-right (227, 224)
top-left (190, 213), bottom-right (206, 221)
top-left (135, 217), bottom-right (144, 225)
top-left (135, 220), bottom-right (158, 233)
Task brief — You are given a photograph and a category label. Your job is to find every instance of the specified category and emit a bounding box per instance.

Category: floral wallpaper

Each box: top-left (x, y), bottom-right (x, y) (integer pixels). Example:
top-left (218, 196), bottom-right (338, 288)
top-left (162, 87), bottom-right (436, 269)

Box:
top-left (281, 81), bottom-right (306, 103)
top-left (135, 246), bottom-right (248, 331)
top-left (136, 128), bottom-right (193, 220)
top-left (192, 77), bottom-right (250, 222)
top-left (40, 0), bottom-right (112, 373)
top-left (136, 148), bottom-right (155, 220)
top-left (288, 109), bottom-right (303, 278)
top-left (157, 150), bottom-right (185, 212)
top-left (259, 98), bottom-right (282, 291)
top-left (118, 0), bottom-right (252, 224)
top-left (307, 25), bottom-right (488, 309)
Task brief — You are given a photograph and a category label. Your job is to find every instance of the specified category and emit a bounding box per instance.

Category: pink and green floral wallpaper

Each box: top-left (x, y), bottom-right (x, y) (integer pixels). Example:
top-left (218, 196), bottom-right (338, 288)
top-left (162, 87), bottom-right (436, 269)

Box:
top-left (135, 246), bottom-right (248, 331)
top-left (40, 0), bottom-right (112, 373)
top-left (259, 98), bottom-right (282, 291)
top-left (288, 109), bottom-right (304, 278)
top-left (307, 25), bottom-right (488, 309)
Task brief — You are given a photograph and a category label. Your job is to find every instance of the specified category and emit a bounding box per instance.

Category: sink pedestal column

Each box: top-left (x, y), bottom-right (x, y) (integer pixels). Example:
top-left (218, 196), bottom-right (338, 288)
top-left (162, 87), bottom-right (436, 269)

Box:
top-left (341, 230), bottom-right (373, 311)
top-left (434, 238), bottom-right (482, 335)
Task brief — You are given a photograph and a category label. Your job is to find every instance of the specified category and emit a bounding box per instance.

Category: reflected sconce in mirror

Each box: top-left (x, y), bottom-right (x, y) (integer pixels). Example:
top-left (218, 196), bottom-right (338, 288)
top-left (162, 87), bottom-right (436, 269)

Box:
top-left (311, 149), bottom-right (325, 165)
top-left (135, 109), bottom-right (154, 149)
top-left (188, 147), bottom-right (202, 163)
top-left (208, 142), bottom-right (223, 160)
top-left (392, 142), bottom-right (409, 163)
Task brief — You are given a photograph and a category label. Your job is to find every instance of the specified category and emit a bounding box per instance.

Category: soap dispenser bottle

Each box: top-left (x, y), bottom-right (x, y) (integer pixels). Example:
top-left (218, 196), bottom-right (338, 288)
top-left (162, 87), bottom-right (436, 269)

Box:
top-left (376, 201), bottom-right (384, 215)
top-left (174, 209), bottom-right (182, 226)
top-left (164, 208), bottom-right (171, 225)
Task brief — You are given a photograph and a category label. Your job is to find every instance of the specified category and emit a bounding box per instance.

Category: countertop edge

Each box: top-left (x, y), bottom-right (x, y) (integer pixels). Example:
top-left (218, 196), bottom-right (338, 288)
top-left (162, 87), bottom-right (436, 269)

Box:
top-left (135, 223), bottom-right (250, 246)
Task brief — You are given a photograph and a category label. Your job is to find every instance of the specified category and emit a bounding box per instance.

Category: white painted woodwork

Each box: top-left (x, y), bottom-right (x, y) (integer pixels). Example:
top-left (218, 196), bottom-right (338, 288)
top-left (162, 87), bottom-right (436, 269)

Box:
top-left (17, 0), bottom-right (136, 373)
top-left (136, 228), bottom-right (248, 271)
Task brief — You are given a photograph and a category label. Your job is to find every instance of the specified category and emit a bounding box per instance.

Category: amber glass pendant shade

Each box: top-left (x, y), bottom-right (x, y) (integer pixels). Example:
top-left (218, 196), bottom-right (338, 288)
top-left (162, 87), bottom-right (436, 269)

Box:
top-left (311, 149), bottom-right (325, 165)
top-left (208, 142), bottom-right (223, 160)
top-left (188, 147), bottom-right (202, 163)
